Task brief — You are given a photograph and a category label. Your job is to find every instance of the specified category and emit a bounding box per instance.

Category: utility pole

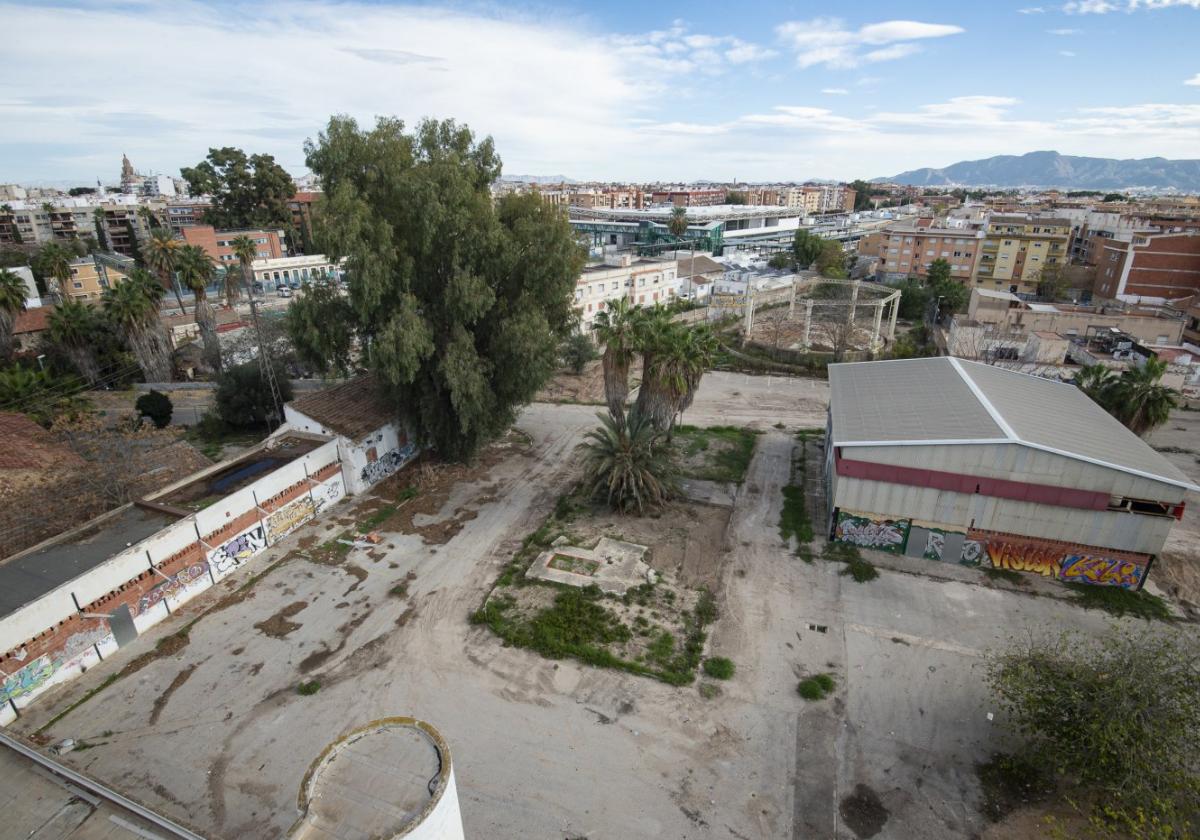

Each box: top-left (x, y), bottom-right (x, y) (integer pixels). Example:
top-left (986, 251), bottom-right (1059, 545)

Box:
top-left (245, 274), bottom-right (284, 429)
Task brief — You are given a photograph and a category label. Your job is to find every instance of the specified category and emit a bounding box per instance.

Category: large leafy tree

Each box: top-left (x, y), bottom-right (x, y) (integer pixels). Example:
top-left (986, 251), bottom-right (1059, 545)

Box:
top-left (290, 115), bottom-right (585, 461)
top-left (792, 229), bottom-right (823, 269)
top-left (180, 147), bottom-right (295, 231)
top-left (926, 257), bottom-right (952, 286)
top-left (103, 269), bottom-right (172, 382)
top-left (47, 298), bottom-right (102, 384)
top-left (579, 407), bottom-right (676, 514)
top-left (0, 268), bottom-right (28, 359)
top-left (175, 244), bottom-right (221, 373)
top-left (143, 229), bottom-right (186, 314)
top-left (215, 360), bottom-right (294, 429)
top-left (987, 629), bottom-right (1198, 839)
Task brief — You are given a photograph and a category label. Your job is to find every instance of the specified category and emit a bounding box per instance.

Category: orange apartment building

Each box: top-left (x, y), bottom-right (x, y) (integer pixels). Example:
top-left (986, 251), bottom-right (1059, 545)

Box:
top-left (180, 225), bottom-right (284, 266)
top-left (874, 219), bottom-right (984, 283)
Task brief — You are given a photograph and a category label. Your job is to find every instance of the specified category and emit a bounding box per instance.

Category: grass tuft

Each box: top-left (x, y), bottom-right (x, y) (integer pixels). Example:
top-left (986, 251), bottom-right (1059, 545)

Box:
top-left (797, 673), bottom-right (836, 701)
top-left (1065, 582), bottom-right (1172, 620)
top-left (703, 656), bottom-right (735, 680)
top-left (297, 680), bottom-right (321, 696)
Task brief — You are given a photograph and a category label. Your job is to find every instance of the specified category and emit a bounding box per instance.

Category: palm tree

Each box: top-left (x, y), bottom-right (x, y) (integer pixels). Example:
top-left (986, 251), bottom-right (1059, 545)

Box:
top-left (176, 244), bottom-right (221, 373)
top-left (667, 206), bottom-right (688, 239)
top-left (104, 268), bottom-right (172, 382)
top-left (143, 228), bottom-right (186, 314)
top-left (0, 268), bottom-right (28, 359)
top-left (47, 298), bottom-right (102, 384)
top-left (578, 408), bottom-right (677, 514)
top-left (230, 234), bottom-right (258, 306)
top-left (676, 325), bottom-right (719, 420)
top-left (1075, 364), bottom-right (1117, 411)
top-left (1110, 358), bottom-right (1179, 437)
top-left (632, 306), bottom-right (675, 428)
top-left (592, 297), bottom-right (638, 421)
top-left (37, 242), bottom-right (73, 303)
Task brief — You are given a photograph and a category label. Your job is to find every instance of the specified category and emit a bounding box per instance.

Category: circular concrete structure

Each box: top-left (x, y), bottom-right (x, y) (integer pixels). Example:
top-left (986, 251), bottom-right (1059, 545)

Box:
top-left (289, 717), bottom-right (465, 840)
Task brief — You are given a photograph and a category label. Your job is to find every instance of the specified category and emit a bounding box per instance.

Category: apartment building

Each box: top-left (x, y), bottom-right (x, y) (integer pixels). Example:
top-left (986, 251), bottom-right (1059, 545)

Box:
top-left (650, 189), bottom-right (726, 207)
top-left (59, 254), bottom-right (133, 301)
top-left (288, 191), bottom-right (320, 250)
top-left (974, 214), bottom-right (1071, 295)
top-left (164, 199), bottom-right (211, 234)
top-left (574, 253), bottom-right (679, 328)
top-left (180, 225), bottom-right (284, 265)
top-left (782, 187), bottom-right (821, 214)
top-left (1094, 231), bottom-right (1200, 302)
top-left (874, 219), bottom-right (984, 282)
top-left (0, 198), bottom-right (156, 259)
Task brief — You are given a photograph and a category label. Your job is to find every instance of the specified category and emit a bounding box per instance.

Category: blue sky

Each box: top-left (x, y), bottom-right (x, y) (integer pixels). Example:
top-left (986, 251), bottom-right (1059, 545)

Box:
top-left (3, 0), bottom-right (1199, 184)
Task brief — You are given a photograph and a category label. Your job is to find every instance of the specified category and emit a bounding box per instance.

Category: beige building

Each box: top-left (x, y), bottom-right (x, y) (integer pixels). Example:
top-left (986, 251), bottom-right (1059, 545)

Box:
top-left (962, 288), bottom-right (1185, 346)
top-left (574, 253), bottom-right (679, 328)
top-left (974, 214), bottom-right (1071, 295)
top-left (874, 220), bottom-right (984, 282)
top-left (60, 254), bottom-right (133, 301)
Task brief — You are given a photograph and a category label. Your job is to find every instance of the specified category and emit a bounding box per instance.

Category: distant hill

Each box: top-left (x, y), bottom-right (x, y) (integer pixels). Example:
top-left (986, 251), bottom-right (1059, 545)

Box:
top-left (500, 174), bottom-right (577, 185)
top-left (882, 151), bottom-right (1200, 191)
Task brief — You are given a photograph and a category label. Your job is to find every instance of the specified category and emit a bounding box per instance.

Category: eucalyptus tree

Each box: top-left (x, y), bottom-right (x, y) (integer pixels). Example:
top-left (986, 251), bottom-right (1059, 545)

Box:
top-left (288, 115), bottom-right (585, 460)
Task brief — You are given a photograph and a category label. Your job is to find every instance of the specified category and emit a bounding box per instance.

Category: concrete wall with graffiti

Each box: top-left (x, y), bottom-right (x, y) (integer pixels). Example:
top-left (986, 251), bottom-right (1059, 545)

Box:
top-left (0, 441), bottom-right (347, 724)
top-left (830, 509), bottom-right (1149, 589)
top-left (344, 422), bottom-right (418, 495)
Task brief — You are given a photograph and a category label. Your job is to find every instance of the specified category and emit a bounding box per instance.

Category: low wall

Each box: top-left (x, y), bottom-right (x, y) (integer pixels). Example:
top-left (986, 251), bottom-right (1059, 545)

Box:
top-left (0, 440), bottom-right (346, 724)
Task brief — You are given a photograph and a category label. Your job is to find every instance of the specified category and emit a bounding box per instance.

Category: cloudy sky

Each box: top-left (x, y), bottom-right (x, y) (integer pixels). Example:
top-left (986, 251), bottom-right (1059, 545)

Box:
top-left (4, 0), bottom-right (1200, 184)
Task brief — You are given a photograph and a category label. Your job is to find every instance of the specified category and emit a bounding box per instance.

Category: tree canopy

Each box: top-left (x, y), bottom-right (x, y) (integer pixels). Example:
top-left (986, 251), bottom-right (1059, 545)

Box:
top-left (180, 147), bottom-right (295, 231)
top-left (288, 115), bottom-right (585, 461)
top-left (792, 229), bottom-right (823, 269)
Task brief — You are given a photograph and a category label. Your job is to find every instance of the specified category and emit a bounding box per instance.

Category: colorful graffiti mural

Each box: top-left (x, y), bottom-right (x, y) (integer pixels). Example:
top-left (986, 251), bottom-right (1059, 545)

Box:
top-left (834, 511), bottom-right (909, 553)
top-left (1, 655), bottom-right (55, 704)
top-left (1060, 554), bottom-right (1144, 589)
top-left (984, 539), bottom-right (1063, 578)
top-left (360, 442), bottom-right (417, 487)
top-left (208, 525), bottom-right (267, 576)
top-left (137, 562), bottom-right (209, 616)
top-left (266, 495), bottom-right (316, 543)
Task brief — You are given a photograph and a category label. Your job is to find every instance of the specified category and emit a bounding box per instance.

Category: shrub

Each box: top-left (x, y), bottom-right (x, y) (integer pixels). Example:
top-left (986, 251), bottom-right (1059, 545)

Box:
top-left (561, 331), bottom-right (598, 374)
top-left (841, 556), bottom-right (879, 583)
top-left (703, 657), bottom-right (735, 680)
top-left (797, 673), bottom-right (835, 701)
top-left (297, 680), bottom-right (320, 695)
top-left (135, 389), bottom-right (173, 428)
top-left (214, 360), bottom-right (294, 429)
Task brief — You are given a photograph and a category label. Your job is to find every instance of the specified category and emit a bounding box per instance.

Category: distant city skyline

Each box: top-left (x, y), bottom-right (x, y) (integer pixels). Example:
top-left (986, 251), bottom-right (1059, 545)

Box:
top-left (3, 0), bottom-right (1200, 184)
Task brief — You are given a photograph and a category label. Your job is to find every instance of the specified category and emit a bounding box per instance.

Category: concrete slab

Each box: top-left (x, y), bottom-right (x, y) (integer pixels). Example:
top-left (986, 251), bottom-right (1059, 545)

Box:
top-left (528, 537), bottom-right (652, 594)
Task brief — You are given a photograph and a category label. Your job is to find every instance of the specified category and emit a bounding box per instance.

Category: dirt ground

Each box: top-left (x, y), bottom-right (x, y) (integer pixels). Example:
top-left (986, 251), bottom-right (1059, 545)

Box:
top-left (747, 303), bottom-right (881, 353)
top-left (534, 358), bottom-right (609, 404)
top-left (1145, 408), bottom-right (1200, 612)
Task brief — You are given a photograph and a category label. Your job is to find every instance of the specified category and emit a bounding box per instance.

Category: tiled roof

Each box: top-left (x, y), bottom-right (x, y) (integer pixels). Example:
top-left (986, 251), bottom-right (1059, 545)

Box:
top-left (0, 412), bottom-right (80, 470)
top-left (287, 375), bottom-right (395, 441)
top-left (12, 307), bottom-right (50, 335)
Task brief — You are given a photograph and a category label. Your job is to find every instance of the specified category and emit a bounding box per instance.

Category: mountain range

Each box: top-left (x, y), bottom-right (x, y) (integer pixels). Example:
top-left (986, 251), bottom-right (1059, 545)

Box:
top-left (883, 151), bottom-right (1200, 191)
top-left (500, 174), bottom-right (577, 184)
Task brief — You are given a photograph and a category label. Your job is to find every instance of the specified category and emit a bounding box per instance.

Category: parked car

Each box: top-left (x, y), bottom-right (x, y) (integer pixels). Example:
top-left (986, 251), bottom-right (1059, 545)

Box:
top-left (278, 286), bottom-right (293, 298)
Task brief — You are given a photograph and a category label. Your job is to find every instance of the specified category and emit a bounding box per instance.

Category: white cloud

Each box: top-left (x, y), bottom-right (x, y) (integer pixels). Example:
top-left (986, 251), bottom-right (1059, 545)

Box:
top-left (1060, 49), bottom-right (1077, 55)
top-left (774, 17), bottom-right (963, 69)
top-left (1047, 27), bottom-right (1082, 33)
top-left (1186, 73), bottom-right (1200, 85)
top-left (821, 88), bottom-right (850, 95)
top-left (1018, 6), bottom-right (1046, 12)
top-left (725, 40), bottom-right (779, 63)
top-left (609, 22), bottom-right (775, 74)
top-left (1065, 0), bottom-right (1200, 12)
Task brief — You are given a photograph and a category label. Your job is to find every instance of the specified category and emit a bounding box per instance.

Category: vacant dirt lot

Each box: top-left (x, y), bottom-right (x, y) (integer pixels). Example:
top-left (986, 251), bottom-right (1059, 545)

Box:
top-left (1145, 408), bottom-right (1200, 613)
top-left (8, 372), bottom-right (1191, 840)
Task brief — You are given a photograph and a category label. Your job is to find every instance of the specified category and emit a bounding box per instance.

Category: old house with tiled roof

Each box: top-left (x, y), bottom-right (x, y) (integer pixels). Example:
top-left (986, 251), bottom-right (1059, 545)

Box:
top-left (282, 375), bottom-right (416, 495)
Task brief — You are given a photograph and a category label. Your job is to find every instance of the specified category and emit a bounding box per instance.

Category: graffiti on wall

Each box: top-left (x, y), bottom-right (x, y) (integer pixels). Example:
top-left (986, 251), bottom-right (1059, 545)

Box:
top-left (208, 525), bottom-right (267, 576)
top-left (834, 511), bottom-right (909, 553)
top-left (58, 625), bottom-right (112, 663)
top-left (360, 442), bottom-right (417, 487)
top-left (985, 539), bottom-right (1064, 578)
top-left (960, 540), bottom-right (984, 567)
top-left (137, 562), bottom-right (208, 616)
top-left (1060, 554), bottom-right (1144, 589)
top-left (267, 495), bottom-right (316, 543)
top-left (314, 476), bottom-right (344, 515)
top-left (0, 655), bottom-right (55, 704)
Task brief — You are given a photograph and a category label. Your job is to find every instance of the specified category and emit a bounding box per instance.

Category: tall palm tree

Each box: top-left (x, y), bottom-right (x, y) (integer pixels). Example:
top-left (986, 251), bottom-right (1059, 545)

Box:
top-left (676, 325), bottom-right (719, 420)
top-left (633, 306), bottom-right (675, 427)
top-left (592, 297), bottom-right (638, 421)
top-left (143, 228), bottom-right (186, 314)
top-left (230, 234), bottom-right (258, 306)
top-left (37, 242), bottom-right (73, 303)
top-left (1111, 358), bottom-right (1179, 437)
top-left (47, 298), bottom-right (102, 384)
top-left (0, 268), bottom-right (28, 359)
top-left (667, 206), bottom-right (689, 239)
top-left (104, 268), bottom-right (172, 382)
top-left (578, 407), bottom-right (677, 514)
top-left (176, 244), bottom-right (221, 373)
top-left (1075, 364), bottom-right (1118, 412)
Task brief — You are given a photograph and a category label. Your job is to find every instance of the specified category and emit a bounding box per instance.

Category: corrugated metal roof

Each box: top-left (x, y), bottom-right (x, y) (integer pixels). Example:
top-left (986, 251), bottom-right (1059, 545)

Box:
top-left (829, 357), bottom-right (1198, 490)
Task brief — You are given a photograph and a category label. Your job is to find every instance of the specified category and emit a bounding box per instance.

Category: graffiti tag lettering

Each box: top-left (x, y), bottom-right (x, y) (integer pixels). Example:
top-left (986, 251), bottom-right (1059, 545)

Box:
top-left (1, 655), bottom-right (55, 704)
top-left (314, 477), bottom-right (344, 515)
top-left (986, 540), bottom-right (1062, 578)
top-left (266, 495), bottom-right (316, 543)
top-left (208, 525), bottom-right (267, 576)
top-left (835, 512), bottom-right (908, 552)
top-left (138, 562), bottom-right (208, 616)
top-left (359, 442), bottom-right (417, 487)
top-left (1059, 554), bottom-right (1144, 589)
top-left (960, 540), bottom-right (984, 567)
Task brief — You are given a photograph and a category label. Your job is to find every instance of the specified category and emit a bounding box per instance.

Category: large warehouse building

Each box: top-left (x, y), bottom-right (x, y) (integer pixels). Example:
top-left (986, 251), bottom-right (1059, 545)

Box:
top-left (826, 357), bottom-right (1197, 588)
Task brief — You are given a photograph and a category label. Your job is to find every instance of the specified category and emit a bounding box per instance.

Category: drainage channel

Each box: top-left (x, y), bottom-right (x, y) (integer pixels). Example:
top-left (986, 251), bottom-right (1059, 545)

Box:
top-left (0, 731), bottom-right (207, 840)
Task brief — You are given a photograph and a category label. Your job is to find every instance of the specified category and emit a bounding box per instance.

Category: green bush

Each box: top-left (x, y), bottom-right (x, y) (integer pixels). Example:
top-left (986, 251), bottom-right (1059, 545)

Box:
top-left (297, 680), bottom-right (320, 695)
top-left (135, 389), bottom-right (173, 428)
top-left (797, 673), bottom-right (835, 701)
top-left (214, 360), bottom-right (294, 429)
top-left (561, 331), bottom-right (598, 374)
top-left (703, 657), bottom-right (735, 680)
top-left (841, 556), bottom-right (879, 583)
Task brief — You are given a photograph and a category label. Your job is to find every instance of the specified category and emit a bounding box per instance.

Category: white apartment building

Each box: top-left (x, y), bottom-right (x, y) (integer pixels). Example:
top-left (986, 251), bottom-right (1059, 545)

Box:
top-left (252, 253), bottom-right (343, 287)
top-left (574, 253), bottom-right (679, 328)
